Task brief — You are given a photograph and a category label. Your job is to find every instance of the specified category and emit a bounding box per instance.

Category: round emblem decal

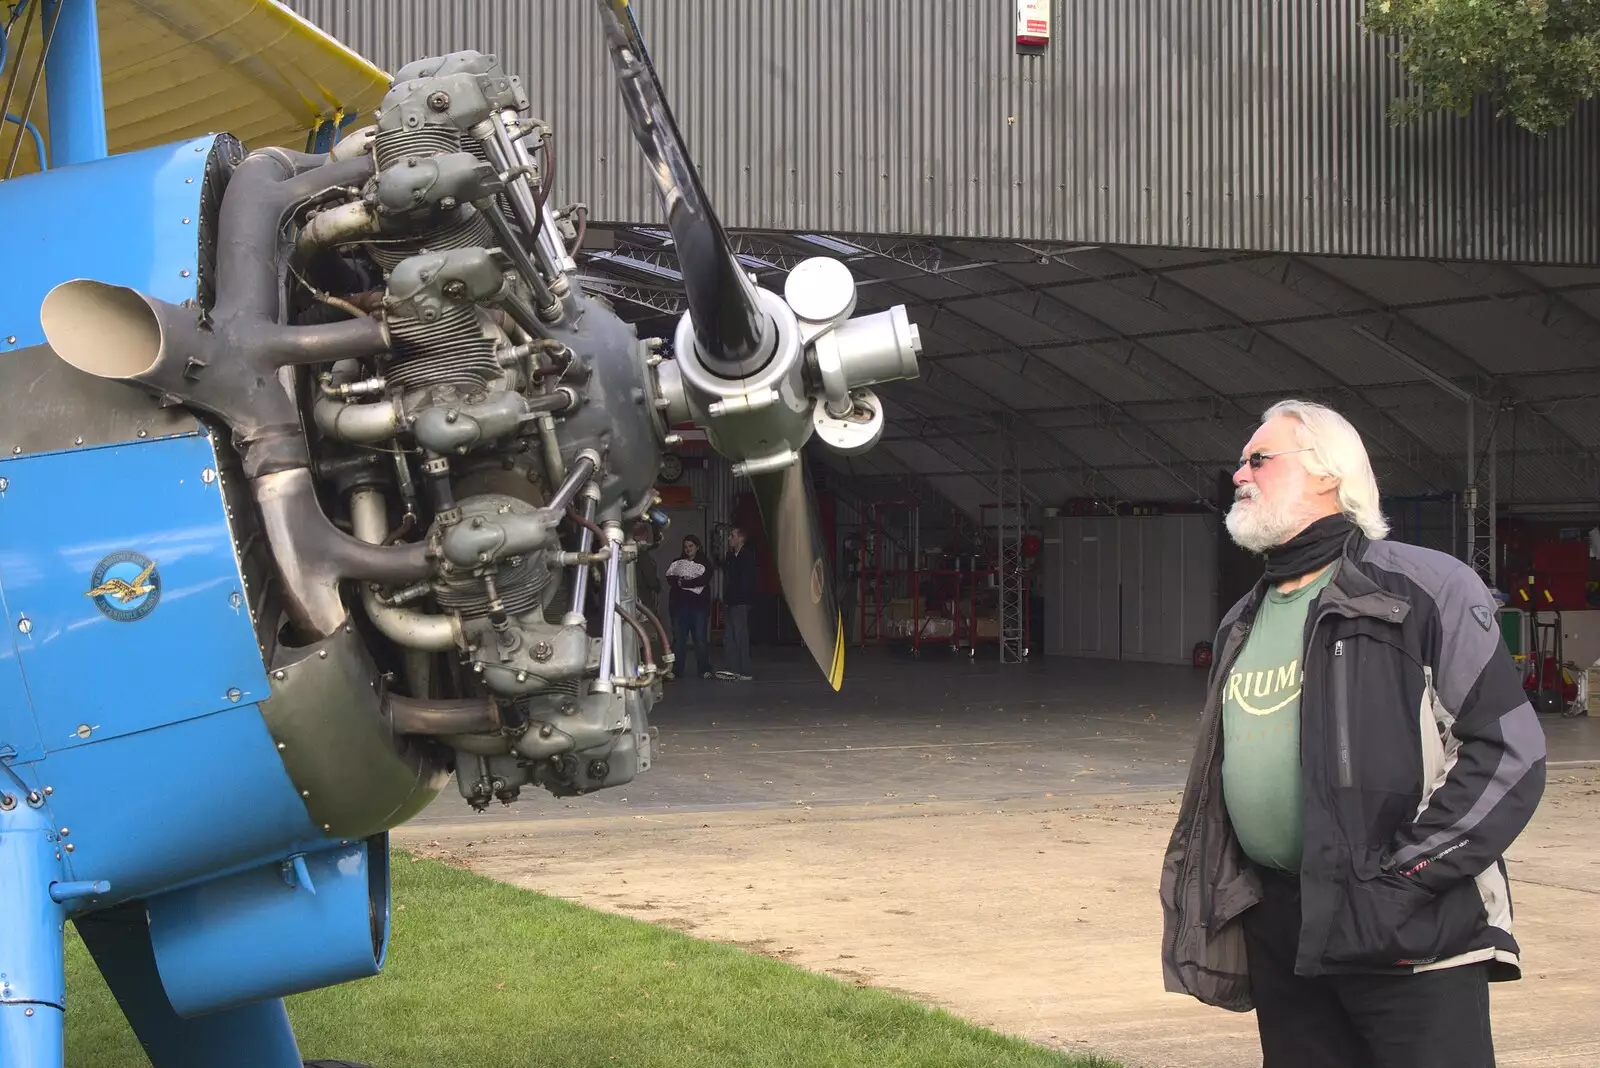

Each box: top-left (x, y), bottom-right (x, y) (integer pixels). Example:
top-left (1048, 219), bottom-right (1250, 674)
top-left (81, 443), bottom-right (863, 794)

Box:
top-left (810, 559), bottom-right (825, 604)
top-left (86, 551), bottom-right (162, 622)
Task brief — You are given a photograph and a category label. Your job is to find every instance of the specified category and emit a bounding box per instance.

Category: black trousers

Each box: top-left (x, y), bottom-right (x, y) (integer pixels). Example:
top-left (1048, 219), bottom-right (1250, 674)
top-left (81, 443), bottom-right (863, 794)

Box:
top-left (1243, 867), bottom-right (1496, 1068)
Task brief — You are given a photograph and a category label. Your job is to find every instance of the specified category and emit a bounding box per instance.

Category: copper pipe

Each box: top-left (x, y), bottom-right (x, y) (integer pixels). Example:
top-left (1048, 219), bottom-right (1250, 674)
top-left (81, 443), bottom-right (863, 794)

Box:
top-left (615, 605), bottom-right (654, 669)
top-left (637, 602), bottom-right (673, 662)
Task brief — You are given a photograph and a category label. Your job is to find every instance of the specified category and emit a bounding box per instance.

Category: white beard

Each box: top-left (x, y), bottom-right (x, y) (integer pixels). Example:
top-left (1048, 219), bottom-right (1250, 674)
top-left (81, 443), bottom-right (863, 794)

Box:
top-left (1225, 484), bottom-right (1309, 554)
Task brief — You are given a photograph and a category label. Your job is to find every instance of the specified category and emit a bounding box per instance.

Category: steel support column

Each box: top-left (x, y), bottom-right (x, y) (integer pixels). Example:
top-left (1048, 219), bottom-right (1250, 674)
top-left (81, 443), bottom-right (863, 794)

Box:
top-left (995, 422), bottom-right (1027, 664)
top-left (1464, 403), bottom-right (1498, 585)
top-left (42, 0), bottom-right (106, 167)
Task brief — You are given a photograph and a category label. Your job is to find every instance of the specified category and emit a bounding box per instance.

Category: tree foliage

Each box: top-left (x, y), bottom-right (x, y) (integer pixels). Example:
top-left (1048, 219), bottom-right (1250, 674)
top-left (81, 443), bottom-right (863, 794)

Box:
top-left (1362, 0), bottom-right (1600, 134)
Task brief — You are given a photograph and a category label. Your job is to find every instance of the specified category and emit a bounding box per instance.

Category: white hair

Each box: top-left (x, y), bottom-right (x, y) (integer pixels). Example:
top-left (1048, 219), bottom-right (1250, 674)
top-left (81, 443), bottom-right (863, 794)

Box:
top-left (1261, 399), bottom-right (1389, 540)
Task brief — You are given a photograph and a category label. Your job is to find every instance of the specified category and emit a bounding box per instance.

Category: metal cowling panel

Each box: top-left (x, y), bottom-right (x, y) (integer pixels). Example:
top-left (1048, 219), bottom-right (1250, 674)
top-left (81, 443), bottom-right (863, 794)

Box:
top-left (285, 0), bottom-right (1600, 262)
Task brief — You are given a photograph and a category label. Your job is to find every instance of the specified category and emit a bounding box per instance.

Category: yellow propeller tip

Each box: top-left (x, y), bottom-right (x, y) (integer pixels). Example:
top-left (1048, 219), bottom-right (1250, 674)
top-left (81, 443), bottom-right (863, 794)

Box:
top-left (827, 614), bottom-right (845, 690)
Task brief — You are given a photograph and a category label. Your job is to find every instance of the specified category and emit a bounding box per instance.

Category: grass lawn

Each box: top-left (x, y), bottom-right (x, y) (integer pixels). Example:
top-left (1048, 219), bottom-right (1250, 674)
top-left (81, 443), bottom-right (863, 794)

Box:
top-left (65, 849), bottom-right (1117, 1068)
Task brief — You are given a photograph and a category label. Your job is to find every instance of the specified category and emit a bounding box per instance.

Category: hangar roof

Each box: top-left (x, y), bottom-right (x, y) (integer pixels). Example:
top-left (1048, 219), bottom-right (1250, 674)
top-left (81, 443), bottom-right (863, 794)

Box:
top-left (581, 229), bottom-right (1600, 517)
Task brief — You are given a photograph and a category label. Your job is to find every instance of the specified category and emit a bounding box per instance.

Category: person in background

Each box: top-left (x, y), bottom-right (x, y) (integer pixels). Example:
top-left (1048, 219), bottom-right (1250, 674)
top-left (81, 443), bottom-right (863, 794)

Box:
top-left (717, 525), bottom-right (756, 681)
top-left (665, 534), bottom-right (714, 680)
top-left (1160, 399), bottom-right (1545, 1068)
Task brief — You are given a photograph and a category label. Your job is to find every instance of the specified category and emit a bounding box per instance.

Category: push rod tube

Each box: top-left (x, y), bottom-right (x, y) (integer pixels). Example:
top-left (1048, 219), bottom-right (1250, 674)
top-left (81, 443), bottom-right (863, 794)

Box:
top-left (592, 529), bottom-right (623, 693)
top-left (543, 451), bottom-right (600, 517)
top-left (566, 486), bottom-right (601, 625)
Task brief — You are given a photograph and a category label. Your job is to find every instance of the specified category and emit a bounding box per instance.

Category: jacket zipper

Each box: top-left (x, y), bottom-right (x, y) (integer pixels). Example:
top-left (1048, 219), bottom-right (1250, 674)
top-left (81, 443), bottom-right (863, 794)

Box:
top-left (1332, 638), bottom-right (1352, 788)
top-left (1170, 622), bottom-right (1247, 956)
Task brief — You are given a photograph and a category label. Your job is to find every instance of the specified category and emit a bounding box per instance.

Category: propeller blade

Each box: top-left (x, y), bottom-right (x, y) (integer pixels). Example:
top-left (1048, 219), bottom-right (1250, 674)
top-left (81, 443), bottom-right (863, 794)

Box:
top-left (595, 0), bottom-right (771, 377)
top-left (750, 456), bottom-right (845, 691)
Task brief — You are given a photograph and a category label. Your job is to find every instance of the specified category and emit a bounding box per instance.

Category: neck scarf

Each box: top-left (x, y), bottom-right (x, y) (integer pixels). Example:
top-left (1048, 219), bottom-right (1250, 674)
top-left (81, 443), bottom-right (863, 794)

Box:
top-left (1262, 513), bottom-right (1354, 582)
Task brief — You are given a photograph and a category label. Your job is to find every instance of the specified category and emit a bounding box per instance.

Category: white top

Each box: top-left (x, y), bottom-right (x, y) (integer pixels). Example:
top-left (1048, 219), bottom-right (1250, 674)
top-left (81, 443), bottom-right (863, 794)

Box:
top-left (666, 558), bottom-right (708, 595)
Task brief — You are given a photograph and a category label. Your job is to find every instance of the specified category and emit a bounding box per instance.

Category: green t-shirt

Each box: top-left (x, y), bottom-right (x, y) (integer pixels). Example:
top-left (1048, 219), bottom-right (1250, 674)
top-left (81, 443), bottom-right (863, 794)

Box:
top-left (1221, 565), bottom-right (1336, 872)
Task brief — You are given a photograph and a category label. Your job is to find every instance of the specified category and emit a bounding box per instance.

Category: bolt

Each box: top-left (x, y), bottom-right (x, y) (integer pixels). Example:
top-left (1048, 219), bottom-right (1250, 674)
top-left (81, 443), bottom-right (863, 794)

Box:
top-left (16, 617), bottom-right (30, 635)
top-left (443, 280), bottom-right (467, 299)
top-left (42, 786), bottom-right (51, 796)
top-left (663, 433), bottom-right (682, 446)
top-left (272, 669), bottom-right (286, 680)
top-left (301, 790), bottom-right (310, 798)
top-left (201, 467), bottom-right (217, 484)
top-left (277, 743), bottom-right (286, 751)
top-left (11, 446), bottom-right (19, 455)
top-left (588, 760), bottom-right (610, 780)
top-left (515, 670), bottom-right (528, 683)
top-left (24, 1008), bottom-right (33, 1017)
top-left (180, 269), bottom-right (191, 278)
top-left (427, 90), bottom-right (451, 111)
top-left (323, 824), bottom-right (331, 832)
top-left (532, 641), bottom-right (553, 662)
top-left (137, 429), bottom-right (147, 438)
top-left (73, 436), bottom-right (84, 446)
top-left (59, 827), bottom-right (68, 836)
top-left (182, 217), bottom-right (191, 225)
top-left (0, 794), bottom-right (13, 811)
top-left (318, 649), bottom-right (329, 659)
top-left (3, 336), bottom-right (13, 345)
top-left (445, 410), bottom-right (459, 423)
top-left (229, 591), bottom-right (243, 610)
top-left (64, 843), bottom-right (74, 853)
top-left (26, 791), bottom-right (42, 806)
top-left (226, 688), bottom-right (242, 702)
top-left (75, 724), bottom-right (92, 739)
top-left (439, 196), bottom-right (457, 211)
top-left (0, 477), bottom-right (7, 492)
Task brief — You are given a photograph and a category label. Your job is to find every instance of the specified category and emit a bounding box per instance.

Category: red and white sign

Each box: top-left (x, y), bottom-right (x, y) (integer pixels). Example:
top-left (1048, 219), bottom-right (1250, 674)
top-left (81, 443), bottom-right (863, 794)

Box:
top-left (1016, 0), bottom-right (1051, 47)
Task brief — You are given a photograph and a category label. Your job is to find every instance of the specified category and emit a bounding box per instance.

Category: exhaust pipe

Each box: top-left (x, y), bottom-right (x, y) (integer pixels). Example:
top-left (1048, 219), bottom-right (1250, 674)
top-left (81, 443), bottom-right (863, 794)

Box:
top-left (349, 488), bottom-right (461, 651)
top-left (253, 471), bottom-right (433, 640)
top-left (36, 146), bottom-right (430, 643)
top-left (42, 280), bottom-right (388, 452)
top-left (384, 692), bottom-right (500, 736)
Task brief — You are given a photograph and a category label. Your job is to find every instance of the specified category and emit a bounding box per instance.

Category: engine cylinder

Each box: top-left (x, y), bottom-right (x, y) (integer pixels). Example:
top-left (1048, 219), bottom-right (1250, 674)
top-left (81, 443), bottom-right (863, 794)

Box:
top-left (385, 303), bottom-right (501, 392)
top-left (374, 126), bottom-right (464, 171)
top-left (434, 550), bottom-right (550, 620)
top-left (366, 205), bottom-right (497, 274)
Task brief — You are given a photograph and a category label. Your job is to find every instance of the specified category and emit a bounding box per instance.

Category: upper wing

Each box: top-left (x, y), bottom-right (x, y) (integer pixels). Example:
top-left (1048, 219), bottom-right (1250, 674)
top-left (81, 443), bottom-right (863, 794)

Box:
top-left (2, 0), bottom-right (388, 179)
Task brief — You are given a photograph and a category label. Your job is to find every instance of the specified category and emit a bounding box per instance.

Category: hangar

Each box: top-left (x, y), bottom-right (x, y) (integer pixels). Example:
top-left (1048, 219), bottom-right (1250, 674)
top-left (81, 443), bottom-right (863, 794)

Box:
top-left (0, 0), bottom-right (1590, 1065)
top-left (292, 0), bottom-right (1600, 704)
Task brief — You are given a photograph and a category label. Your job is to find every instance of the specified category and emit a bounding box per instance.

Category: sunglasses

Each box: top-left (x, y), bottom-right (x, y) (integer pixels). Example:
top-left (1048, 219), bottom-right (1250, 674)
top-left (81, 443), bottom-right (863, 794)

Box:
top-left (1238, 447), bottom-right (1312, 470)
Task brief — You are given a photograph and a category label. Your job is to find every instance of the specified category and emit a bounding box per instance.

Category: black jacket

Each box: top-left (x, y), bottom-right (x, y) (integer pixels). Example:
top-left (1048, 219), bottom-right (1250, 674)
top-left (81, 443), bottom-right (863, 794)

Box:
top-left (721, 546), bottom-right (758, 607)
top-left (1160, 530), bottom-right (1546, 1012)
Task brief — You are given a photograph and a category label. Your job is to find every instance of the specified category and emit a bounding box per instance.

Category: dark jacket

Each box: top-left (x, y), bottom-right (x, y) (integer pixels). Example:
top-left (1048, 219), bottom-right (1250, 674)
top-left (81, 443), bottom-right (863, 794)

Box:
top-left (721, 546), bottom-right (758, 607)
top-left (1160, 530), bottom-right (1546, 1012)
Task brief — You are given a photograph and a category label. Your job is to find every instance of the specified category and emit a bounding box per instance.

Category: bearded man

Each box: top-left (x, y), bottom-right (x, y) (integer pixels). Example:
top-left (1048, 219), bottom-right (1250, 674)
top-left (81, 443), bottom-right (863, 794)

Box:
top-left (1160, 399), bottom-right (1546, 1068)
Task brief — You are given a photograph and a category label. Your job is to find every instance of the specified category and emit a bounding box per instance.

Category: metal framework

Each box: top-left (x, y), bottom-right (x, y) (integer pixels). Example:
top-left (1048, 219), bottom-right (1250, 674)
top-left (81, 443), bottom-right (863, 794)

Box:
top-left (1465, 404), bottom-right (1500, 584)
top-left (577, 220), bottom-right (1600, 539)
top-left (994, 422), bottom-right (1027, 663)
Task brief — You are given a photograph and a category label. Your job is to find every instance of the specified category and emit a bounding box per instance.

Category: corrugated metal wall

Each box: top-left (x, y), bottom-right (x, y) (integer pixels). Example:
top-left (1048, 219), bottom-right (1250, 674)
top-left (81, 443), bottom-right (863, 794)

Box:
top-left (287, 0), bottom-right (1600, 263)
